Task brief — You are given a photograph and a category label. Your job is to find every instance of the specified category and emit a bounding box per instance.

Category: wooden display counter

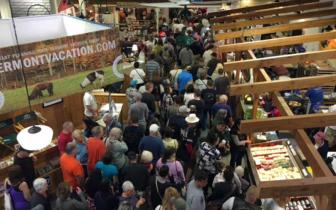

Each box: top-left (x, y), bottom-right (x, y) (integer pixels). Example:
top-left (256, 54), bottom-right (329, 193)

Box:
top-left (92, 92), bottom-right (128, 124)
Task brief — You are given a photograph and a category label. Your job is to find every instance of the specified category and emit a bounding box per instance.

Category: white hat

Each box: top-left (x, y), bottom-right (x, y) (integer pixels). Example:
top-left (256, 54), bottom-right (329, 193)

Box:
top-left (149, 124), bottom-right (160, 133)
top-left (185, 113), bottom-right (199, 124)
top-left (179, 105), bottom-right (190, 113)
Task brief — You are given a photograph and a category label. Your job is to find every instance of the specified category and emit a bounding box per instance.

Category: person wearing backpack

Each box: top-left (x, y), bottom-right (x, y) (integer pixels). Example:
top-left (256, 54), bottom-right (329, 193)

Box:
top-left (201, 79), bottom-right (217, 128)
top-left (162, 44), bottom-right (176, 76)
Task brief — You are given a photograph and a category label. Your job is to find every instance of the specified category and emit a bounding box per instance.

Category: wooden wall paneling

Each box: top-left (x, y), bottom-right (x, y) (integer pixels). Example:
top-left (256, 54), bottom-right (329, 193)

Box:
top-left (212, 8), bottom-right (336, 31)
top-left (0, 92), bottom-right (87, 138)
top-left (219, 31), bottom-right (336, 53)
top-left (212, 1), bottom-right (333, 22)
top-left (207, 0), bottom-right (318, 18)
top-left (223, 49), bottom-right (336, 71)
top-left (215, 18), bottom-right (336, 40)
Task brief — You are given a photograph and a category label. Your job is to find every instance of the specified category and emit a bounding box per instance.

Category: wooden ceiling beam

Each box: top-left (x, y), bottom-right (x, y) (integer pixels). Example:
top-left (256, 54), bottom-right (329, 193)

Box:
top-left (211, 1), bottom-right (333, 22)
top-left (241, 113), bottom-right (336, 133)
top-left (207, 0), bottom-right (318, 18)
top-left (249, 58), bottom-right (333, 178)
top-left (215, 18), bottom-right (336, 40)
top-left (224, 49), bottom-right (336, 71)
top-left (259, 177), bottom-right (336, 198)
top-left (212, 8), bottom-right (336, 31)
top-left (230, 74), bottom-right (336, 96)
top-left (218, 31), bottom-right (336, 53)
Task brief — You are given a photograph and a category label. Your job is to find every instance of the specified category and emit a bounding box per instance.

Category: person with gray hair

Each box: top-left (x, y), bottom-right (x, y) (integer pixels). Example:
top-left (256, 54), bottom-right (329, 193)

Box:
top-left (139, 124), bottom-right (165, 164)
top-left (128, 92), bottom-right (149, 132)
top-left (30, 178), bottom-right (51, 210)
top-left (102, 112), bottom-right (121, 136)
top-left (60, 142), bottom-right (84, 188)
top-left (119, 181), bottom-right (145, 210)
top-left (106, 127), bottom-right (129, 170)
top-left (58, 121), bottom-right (74, 153)
top-left (212, 94), bottom-right (233, 127)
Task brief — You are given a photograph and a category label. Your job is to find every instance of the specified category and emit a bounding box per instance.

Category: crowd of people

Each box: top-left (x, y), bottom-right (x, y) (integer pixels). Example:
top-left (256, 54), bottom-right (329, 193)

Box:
top-left (5, 15), bottom-right (263, 210)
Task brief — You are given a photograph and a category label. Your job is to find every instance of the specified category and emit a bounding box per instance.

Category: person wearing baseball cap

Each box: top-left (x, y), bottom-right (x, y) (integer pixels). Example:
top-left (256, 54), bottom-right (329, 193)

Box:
top-left (139, 124), bottom-right (165, 164)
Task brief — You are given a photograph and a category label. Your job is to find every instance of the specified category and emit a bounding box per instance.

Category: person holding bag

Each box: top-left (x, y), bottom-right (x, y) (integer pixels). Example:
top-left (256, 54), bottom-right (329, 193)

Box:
top-left (5, 165), bottom-right (31, 210)
top-left (156, 148), bottom-right (185, 190)
top-left (149, 166), bottom-right (173, 209)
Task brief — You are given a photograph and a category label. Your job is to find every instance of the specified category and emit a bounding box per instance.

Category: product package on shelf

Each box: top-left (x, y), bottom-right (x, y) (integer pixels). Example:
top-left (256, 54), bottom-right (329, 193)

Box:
top-left (286, 196), bottom-right (316, 210)
top-left (248, 140), bottom-right (303, 181)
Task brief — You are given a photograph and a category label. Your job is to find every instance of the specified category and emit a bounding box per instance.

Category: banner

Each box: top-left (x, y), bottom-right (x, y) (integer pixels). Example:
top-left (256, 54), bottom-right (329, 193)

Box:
top-left (0, 29), bottom-right (120, 114)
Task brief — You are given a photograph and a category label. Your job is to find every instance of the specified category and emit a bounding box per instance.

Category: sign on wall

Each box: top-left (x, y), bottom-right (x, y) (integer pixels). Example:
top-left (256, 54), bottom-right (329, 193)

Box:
top-left (0, 29), bottom-right (120, 114)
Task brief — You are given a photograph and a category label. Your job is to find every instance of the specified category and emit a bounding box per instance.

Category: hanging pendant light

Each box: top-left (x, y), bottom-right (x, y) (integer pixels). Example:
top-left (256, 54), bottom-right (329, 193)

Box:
top-left (9, 1), bottom-right (54, 151)
top-left (17, 125), bottom-right (53, 151)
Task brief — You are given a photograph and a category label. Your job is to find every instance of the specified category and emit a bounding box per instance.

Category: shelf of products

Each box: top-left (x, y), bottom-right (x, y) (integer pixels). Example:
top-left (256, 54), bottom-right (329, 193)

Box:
top-left (240, 97), bottom-right (268, 120)
top-left (248, 140), bottom-right (304, 181)
top-left (285, 196), bottom-right (316, 210)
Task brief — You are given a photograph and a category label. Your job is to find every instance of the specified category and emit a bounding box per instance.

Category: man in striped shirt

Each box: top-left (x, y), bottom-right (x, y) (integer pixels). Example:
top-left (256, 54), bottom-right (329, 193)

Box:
top-left (145, 54), bottom-right (161, 81)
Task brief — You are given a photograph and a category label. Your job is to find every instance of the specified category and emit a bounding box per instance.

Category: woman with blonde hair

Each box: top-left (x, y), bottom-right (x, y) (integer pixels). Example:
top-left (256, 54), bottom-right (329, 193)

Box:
top-left (73, 129), bottom-right (88, 164)
top-left (155, 187), bottom-right (180, 210)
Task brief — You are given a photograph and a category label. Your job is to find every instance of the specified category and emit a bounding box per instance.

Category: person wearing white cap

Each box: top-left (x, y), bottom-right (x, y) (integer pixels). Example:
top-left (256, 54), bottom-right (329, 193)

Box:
top-left (139, 124), bottom-right (165, 164)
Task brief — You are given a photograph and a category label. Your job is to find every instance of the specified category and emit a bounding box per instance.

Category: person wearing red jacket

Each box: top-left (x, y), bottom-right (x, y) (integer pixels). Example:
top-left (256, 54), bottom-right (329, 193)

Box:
top-left (58, 121), bottom-right (74, 154)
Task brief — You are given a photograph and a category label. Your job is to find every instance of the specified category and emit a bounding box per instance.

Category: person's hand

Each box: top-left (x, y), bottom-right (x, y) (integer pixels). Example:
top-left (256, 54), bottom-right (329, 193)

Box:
top-left (31, 155), bottom-right (37, 162)
top-left (75, 187), bottom-right (83, 195)
top-left (136, 197), bottom-right (146, 208)
top-left (218, 142), bottom-right (226, 148)
top-left (245, 140), bottom-right (252, 145)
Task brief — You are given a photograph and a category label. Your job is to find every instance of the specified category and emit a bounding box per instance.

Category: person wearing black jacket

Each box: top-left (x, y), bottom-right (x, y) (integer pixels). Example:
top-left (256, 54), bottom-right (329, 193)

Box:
top-left (120, 152), bottom-right (150, 192)
top-left (230, 120), bottom-right (252, 167)
top-left (142, 82), bottom-right (156, 115)
top-left (208, 166), bottom-right (239, 204)
top-left (149, 165), bottom-right (174, 208)
top-left (207, 52), bottom-right (220, 77)
top-left (31, 178), bottom-right (52, 210)
top-left (94, 180), bottom-right (119, 210)
top-left (14, 146), bottom-right (36, 188)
